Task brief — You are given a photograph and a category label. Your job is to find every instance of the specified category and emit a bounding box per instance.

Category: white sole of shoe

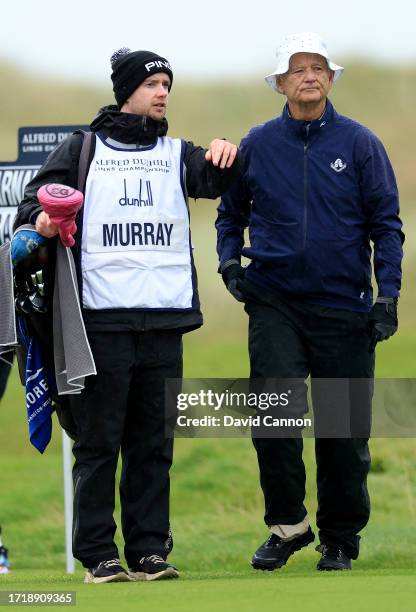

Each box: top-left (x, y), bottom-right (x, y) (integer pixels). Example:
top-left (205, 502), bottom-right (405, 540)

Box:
top-left (84, 571), bottom-right (132, 584)
top-left (129, 567), bottom-right (179, 581)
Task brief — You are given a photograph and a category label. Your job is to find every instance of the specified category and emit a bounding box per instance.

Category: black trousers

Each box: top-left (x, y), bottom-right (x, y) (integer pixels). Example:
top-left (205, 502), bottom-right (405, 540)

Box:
top-left (243, 281), bottom-right (374, 560)
top-left (69, 330), bottom-right (182, 568)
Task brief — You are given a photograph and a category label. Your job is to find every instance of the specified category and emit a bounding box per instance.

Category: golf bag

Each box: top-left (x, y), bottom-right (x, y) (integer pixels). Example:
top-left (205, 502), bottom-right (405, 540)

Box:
top-left (14, 131), bottom-right (95, 441)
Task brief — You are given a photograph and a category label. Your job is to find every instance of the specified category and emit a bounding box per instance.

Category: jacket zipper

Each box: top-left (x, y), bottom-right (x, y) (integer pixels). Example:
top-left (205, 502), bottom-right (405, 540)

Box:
top-left (303, 124), bottom-right (310, 249)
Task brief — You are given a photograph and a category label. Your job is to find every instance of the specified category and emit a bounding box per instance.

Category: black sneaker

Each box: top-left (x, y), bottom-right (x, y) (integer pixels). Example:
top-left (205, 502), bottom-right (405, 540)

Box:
top-left (316, 544), bottom-right (352, 571)
top-left (84, 558), bottom-right (131, 584)
top-left (129, 555), bottom-right (179, 581)
top-left (251, 527), bottom-right (315, 570)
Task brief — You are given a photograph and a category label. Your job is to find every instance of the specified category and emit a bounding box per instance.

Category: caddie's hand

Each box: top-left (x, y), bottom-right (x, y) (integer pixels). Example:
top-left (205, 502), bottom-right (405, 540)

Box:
top-left (205, 139), bottom-right (238, 169)
top-left (35, 211), bottom-right (59, 238)
top-left (368, 297), bottom-right (398, 353)
top-left (221, 260), bottom-right (245, 302)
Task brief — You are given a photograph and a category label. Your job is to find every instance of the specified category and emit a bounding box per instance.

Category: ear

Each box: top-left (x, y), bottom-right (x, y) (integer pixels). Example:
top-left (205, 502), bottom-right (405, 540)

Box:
top-left (328, 70), bottom-right (335, 87)
top-left (276, 75), bottom-right (285, 94)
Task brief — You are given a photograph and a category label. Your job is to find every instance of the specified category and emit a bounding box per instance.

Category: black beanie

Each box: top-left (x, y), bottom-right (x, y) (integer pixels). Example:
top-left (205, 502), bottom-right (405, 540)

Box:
top-left (111, 48), bottom-right (173, 108)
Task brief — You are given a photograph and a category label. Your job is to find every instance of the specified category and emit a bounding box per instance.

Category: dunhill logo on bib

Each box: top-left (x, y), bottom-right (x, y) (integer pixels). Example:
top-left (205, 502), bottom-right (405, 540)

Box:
top-left (119, 178), bottom-right (153, 207)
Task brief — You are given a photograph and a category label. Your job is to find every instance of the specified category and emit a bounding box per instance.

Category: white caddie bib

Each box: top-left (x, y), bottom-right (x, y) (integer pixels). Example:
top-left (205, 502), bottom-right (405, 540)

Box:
top-left (81, 135), bottom-right (193, 310)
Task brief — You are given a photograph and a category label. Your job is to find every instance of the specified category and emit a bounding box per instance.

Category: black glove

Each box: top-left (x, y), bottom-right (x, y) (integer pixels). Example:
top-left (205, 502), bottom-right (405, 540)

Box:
top-left (368, 297), bottom-right (398, 352)
top-left (221, 260), bottom-right (245, 302)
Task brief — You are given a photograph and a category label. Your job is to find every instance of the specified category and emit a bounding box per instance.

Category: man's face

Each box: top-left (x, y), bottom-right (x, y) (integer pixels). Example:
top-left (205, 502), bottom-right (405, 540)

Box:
top-left (121, 72), bottom-right (170, 120)
top-left (277, 52), bottom-right (334, 107)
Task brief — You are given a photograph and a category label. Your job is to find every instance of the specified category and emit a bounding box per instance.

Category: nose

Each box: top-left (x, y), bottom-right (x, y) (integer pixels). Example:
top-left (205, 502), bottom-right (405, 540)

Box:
top-left (304, 67), bottom-right (317, 82)
top-left (156, 84), bottom-right (168, 97)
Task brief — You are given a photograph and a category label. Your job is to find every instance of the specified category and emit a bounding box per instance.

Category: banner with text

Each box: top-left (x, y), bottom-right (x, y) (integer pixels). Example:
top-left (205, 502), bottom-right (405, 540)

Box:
top-left (0, 125), bottom-right (88, 245)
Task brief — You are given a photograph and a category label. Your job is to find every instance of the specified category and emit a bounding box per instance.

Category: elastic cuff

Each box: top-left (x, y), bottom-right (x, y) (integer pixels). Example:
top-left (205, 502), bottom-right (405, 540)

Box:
top-left (220, 258), bottom-right (240, 272)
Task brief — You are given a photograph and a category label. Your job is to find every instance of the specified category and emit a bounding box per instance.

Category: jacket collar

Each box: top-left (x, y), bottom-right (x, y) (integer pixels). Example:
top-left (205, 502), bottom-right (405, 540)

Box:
top-left (90, 105), bottom-right (168, 146)
top-left (281, 99), bottom-right (336, 139)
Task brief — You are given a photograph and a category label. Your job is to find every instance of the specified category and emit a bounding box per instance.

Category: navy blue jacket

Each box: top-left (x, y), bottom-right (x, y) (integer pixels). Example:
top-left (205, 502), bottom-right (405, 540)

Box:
top-left (216, 100), bottom-right (404, 312)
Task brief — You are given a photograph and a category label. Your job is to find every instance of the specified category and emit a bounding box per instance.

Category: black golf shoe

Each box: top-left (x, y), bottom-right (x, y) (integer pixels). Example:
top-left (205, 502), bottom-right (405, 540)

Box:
top-left (129, 555), bottom-right (179, 581)
top-left (84, 558), bottom-right (131, 583)
top-left (316, 544), bottom-right (352, 571)
top-left (251, 526), bottom-right (315, 570)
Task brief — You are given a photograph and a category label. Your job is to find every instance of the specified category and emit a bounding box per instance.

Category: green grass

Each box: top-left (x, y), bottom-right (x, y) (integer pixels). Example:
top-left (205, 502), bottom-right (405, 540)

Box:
top-left (1, 571), bottom-right (416, 612)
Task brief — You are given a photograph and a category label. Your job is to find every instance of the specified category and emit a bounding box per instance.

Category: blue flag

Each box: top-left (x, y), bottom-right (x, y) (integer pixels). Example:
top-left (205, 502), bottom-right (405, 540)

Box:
top-left (25, 335), bottom-right (53, 453)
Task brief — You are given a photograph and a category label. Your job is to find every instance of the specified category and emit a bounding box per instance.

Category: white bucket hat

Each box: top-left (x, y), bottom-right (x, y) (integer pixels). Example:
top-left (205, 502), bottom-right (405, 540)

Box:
top-left (265, 32), bottom-right (344, 93)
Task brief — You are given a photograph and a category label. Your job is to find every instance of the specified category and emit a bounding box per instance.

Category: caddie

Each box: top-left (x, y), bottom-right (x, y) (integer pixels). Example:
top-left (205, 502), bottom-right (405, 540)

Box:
top-left (16, 47), bottom-right (241, 583)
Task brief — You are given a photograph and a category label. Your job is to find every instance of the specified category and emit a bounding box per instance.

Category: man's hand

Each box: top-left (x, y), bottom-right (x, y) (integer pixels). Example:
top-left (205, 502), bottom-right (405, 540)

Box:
top-left (205, 139), bottom-right (238, 169)
top-left (368, 297), bottom-right (398, 352)
top-left (35, 211), bottom-right (59, 238)
top-left (221, 260), bottom-right (245, 302)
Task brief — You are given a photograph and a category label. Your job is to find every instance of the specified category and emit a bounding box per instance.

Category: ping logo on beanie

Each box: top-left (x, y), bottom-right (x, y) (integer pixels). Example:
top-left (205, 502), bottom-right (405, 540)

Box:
top-left (111, 47), bottom-right (173, 108)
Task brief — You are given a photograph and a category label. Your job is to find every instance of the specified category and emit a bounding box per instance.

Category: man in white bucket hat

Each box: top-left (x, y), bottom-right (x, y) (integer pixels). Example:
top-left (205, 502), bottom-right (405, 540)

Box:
top-left (264, 31), bottom-right (344, 93)
top-left (216, 33), bottom-right (403, 571)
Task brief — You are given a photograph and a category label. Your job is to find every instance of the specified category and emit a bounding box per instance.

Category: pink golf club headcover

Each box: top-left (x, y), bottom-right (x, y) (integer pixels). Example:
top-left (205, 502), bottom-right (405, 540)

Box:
top-left (37, 184), bottom-right (84, 248)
